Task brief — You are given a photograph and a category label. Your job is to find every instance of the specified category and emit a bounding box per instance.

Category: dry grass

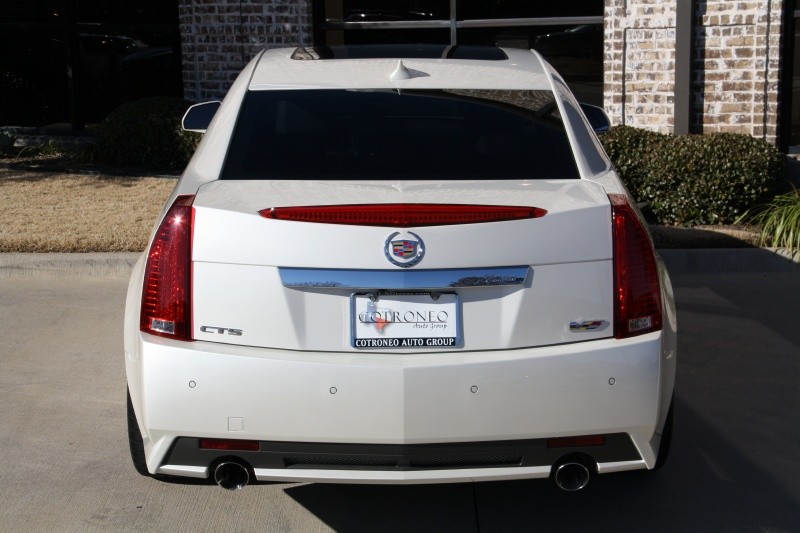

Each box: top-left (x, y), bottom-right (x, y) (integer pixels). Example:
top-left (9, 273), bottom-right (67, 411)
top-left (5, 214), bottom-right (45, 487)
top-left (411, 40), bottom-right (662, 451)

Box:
top-left (0, 168), bottom-right (175, 252)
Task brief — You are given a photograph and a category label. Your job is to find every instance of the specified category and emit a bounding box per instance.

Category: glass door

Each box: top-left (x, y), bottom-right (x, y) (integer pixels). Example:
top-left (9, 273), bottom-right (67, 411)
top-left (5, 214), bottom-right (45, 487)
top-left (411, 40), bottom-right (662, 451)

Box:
top-left (313, 0), bottom-right (604, 104)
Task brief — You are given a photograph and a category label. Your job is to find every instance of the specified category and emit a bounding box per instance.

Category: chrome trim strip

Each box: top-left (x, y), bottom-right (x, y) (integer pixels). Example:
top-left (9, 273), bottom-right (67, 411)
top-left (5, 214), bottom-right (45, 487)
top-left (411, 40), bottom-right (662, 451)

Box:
top-left (279, 266), bottom-right (529, 289)
top-left (253, 465), bottom-right (553, 483)
top-left (157, 465), bottom-right (208, 478)
top-left (595, 460), bottom-right (648, 474)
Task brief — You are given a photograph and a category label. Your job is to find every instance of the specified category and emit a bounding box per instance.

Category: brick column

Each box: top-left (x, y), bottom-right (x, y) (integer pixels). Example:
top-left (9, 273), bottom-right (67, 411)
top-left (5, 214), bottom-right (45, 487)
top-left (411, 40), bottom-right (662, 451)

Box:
top-left (604, 0), bottom-right (786, 144)
top-left (693, 0), bottom-right (783, 143)
top-left (604, 0), bottom-right (678, 132)
top-left (179, 0), bottom-right (313, 102)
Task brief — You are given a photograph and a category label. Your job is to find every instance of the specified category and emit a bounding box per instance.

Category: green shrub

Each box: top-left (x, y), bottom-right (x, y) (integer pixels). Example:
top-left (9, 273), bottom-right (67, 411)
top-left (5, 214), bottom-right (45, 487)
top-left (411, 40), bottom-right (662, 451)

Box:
top-left (97, 96), bottom-right (200, 172)
top-left (600, 126), bottom-right (784, 226)
top-left (599, 125), bottom-right (668, 198)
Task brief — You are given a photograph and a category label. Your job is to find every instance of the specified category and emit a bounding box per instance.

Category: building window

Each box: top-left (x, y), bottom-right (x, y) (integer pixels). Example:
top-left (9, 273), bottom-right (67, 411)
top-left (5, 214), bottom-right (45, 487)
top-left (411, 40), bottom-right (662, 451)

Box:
top-left (314, 1), bottom-right (603, 105)
top-left (789, 8), bottom-right (800, 146)
top-left (0, 0), bottom-right (182, 129)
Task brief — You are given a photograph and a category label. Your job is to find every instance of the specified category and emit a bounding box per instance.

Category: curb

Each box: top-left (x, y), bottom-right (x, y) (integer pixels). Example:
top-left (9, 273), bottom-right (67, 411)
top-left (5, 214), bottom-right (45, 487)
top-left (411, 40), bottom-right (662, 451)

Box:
top-left (0, 249), bottom-right (798, 278)
top-left (0, 252), bottom-right (141, 278)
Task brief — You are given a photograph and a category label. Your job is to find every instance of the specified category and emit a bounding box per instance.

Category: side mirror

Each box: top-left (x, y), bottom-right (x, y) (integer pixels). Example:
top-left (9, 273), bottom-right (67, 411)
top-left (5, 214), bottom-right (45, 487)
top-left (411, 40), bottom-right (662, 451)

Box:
top-left (579, 103), bottom-right (611, 133)
top-left (182, 101), bottom-right (221, 133)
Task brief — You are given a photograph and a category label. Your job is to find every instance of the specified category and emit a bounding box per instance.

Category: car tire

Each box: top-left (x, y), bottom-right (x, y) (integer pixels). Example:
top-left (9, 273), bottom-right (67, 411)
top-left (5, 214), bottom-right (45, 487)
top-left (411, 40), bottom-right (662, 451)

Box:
top-left (127, 388), bottom-right (151, 477)
top-left (653, 397), bottom-right (674, 471)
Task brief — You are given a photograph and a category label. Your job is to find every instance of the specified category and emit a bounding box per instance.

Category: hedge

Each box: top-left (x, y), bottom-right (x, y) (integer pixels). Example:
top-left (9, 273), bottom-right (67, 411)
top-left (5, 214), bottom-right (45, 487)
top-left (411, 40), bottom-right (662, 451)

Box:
top-left (600, 126), bottom-right (784, 226)
top-left (97, 96), bottom-right (201, 172)
top-left (0, 131), bottom-right (15, 155)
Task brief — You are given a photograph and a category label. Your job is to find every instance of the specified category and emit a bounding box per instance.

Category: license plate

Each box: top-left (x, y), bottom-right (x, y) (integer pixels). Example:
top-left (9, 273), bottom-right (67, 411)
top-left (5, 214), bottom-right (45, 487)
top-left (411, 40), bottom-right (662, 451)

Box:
top-left (351, 292), bottom-right (460, 349)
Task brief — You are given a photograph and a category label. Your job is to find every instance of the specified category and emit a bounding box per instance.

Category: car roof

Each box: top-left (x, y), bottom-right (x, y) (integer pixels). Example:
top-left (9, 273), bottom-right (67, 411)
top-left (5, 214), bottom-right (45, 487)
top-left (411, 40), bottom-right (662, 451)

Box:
top-left (248, 45), bottom-right (553, 91)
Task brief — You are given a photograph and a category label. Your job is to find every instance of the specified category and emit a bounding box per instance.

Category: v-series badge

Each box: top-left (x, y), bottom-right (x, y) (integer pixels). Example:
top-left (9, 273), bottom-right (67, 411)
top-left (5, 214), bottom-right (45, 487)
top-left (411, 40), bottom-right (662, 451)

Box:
top-left (200, 325), bottom-right (243, 336)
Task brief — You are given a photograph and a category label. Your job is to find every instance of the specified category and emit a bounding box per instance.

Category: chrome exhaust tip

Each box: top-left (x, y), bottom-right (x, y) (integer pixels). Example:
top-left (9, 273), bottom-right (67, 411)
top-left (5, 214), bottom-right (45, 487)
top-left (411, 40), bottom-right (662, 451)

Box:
top-left (553, 462), bottom-right (590, 492)
top-left (213, 461), bottom-right (250, 490)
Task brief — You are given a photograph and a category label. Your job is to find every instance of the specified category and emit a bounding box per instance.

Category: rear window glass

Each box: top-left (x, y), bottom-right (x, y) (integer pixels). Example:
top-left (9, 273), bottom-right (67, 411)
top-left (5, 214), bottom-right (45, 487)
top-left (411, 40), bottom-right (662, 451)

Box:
top-left (221, 89), bottom-right (580, 181)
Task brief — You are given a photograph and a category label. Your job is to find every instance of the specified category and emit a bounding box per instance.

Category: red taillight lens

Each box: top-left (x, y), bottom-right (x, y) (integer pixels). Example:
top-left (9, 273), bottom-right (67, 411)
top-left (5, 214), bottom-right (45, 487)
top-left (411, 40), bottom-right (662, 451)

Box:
top-left (199, 439), bottom-right (260, 451)
top-left (140, 195), bottom-right (195, 341)
top-left (610, 194), bottom-right (662, 339)
top-left (259, 204), bottom-right (547, 227)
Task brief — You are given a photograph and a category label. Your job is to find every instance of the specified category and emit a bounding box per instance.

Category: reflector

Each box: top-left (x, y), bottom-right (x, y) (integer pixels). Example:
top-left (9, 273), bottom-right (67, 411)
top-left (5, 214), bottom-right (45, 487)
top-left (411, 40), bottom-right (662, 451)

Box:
top-left (199, 439), bottom-right (260, 451)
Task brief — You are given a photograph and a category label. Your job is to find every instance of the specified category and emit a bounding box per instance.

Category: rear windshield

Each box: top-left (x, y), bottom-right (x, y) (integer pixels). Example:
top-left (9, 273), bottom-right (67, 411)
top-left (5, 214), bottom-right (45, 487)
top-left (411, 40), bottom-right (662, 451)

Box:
top-left (221, 89), bottom-right (580, 180)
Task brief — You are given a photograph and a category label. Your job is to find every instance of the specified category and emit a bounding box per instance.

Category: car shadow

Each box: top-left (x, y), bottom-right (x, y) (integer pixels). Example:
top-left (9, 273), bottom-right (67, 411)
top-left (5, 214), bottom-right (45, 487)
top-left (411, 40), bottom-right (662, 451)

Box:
top-left (469, 397), bottom-right (800, 531)
top-left (283, 395), bottom-right (799, 531)
top-left (283, 271), bottom-right (800, 531)
top-left (284, 480), bottom-right (479, 532)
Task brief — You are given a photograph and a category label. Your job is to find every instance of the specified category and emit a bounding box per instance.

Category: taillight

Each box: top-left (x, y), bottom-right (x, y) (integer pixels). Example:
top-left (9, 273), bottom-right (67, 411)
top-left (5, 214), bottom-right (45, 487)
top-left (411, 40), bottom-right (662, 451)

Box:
top-left (610, 194), bottom-right (662, 339)
top-left (140, 195), bottom-right (195, 341)
top-left (259, 204), bottom-right (547, 227)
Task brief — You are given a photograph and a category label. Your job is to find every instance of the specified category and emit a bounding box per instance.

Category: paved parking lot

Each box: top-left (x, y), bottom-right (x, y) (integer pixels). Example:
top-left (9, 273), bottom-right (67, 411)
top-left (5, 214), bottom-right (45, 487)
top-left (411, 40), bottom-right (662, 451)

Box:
top-left (0, 264), bottom-right (798, 532)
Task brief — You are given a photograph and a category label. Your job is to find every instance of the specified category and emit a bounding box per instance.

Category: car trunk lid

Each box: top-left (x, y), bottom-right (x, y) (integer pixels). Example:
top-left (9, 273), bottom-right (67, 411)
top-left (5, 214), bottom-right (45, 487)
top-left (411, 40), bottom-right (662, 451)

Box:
top-left (190, 179), bottom-right (614, 351)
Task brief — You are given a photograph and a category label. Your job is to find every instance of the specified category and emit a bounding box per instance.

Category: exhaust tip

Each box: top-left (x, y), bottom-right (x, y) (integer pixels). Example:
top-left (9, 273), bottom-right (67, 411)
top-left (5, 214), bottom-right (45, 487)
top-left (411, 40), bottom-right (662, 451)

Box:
top-left (553, 462), bottom-right (590, 492)
top-left (214, 461), bottom-right (250, 490)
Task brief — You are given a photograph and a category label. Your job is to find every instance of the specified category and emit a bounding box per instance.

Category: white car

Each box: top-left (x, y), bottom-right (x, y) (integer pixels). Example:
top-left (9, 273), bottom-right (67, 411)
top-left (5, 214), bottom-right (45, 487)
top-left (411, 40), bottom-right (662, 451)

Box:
top-left (124, 44), bottom-right (676, 492)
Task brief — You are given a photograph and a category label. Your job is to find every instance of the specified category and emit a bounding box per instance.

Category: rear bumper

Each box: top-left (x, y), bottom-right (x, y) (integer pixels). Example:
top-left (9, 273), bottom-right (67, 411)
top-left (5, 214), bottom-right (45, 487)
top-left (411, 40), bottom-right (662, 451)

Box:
top-left (126, 331), bottom-right (669, 483)
top-left (158, 434), bottom-right (645, 483)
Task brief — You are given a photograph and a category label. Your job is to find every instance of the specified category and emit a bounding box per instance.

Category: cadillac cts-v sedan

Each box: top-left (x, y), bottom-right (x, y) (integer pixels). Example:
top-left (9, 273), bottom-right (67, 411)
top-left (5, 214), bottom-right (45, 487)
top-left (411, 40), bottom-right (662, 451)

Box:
top-left (124, 44), bottom-right (676, 491)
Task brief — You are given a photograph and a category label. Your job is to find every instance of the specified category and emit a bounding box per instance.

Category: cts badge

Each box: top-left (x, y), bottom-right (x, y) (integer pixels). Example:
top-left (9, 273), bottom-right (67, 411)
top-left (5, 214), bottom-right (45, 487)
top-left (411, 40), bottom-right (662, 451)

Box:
top-left (200, 325), bottom-right (243, 336)
top-left (384, 231), bottom-right (425, 268)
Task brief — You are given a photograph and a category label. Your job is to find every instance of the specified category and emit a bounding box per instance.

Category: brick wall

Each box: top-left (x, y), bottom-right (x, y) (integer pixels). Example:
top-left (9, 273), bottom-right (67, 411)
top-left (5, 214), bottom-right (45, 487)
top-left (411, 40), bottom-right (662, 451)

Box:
top-left (604, 0), bottom-right (678, 132)
top-left (178, 0), bottom-right (788, 144)
top-left (604, 0), bottom-right (785, 144)
top-left (694, 0), bottom-right (783, 142)
top-left (179, 0), bottom-right (313, 102)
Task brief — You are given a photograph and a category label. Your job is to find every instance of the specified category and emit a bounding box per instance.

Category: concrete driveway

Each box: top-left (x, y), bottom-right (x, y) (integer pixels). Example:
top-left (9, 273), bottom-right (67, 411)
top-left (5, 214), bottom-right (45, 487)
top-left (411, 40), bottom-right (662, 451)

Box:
top-left (0, 262), bottom-right (798, 532)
